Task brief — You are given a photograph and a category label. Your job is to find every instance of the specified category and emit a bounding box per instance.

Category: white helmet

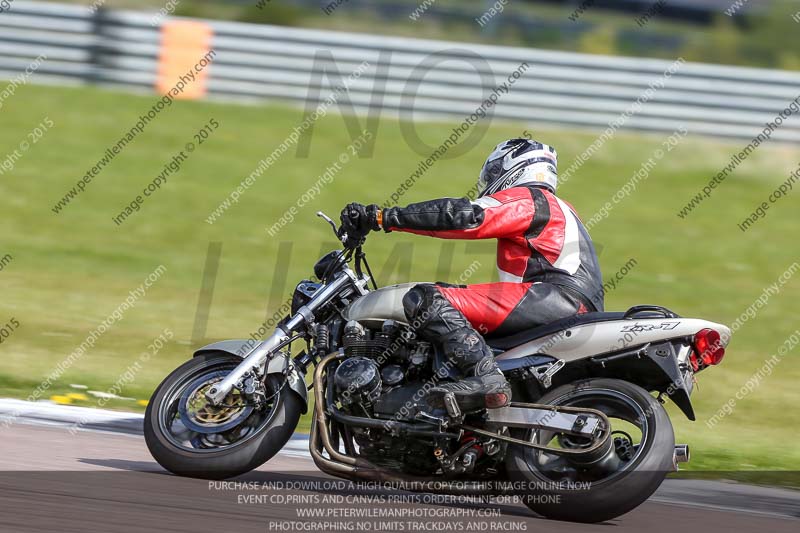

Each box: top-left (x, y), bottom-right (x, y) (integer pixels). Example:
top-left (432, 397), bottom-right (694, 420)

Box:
top-left (477, 138), bottom-right (558, 197)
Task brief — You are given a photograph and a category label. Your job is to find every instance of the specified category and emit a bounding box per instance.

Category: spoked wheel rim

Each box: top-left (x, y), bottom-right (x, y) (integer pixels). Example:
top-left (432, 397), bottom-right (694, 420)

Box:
top-left (158, 362), bottom-right (281, 453)
top-left (523, 388), bottom-right (650, 485)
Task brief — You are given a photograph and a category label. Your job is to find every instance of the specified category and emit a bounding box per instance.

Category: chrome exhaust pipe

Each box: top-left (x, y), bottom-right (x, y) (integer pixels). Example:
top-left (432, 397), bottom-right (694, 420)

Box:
top-left (674, 444), bottom-right (690, 468)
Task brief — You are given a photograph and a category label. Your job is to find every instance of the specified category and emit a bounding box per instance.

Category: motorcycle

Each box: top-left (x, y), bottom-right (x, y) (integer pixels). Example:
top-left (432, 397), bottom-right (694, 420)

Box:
top-left (145, 211), bottom-right (730, 523)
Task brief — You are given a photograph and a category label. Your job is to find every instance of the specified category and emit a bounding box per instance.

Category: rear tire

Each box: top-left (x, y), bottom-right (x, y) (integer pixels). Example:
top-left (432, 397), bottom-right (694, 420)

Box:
top-left (144, 353), bottom-right (303, 479)
top-left (505, 378), bottom-right (674, 523)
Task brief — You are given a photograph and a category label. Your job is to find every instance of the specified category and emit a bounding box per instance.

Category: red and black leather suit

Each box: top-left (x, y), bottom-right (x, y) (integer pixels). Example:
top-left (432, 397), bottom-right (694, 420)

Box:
top-left (383, 185), bottom-right (604, 348)
top-left (338, 182), bottom-right (603, 408)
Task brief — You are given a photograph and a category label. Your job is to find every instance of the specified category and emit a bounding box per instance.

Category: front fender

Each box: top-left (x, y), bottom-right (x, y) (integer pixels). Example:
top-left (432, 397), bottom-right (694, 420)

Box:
top-left (194, 340), bottom-right (308, 413)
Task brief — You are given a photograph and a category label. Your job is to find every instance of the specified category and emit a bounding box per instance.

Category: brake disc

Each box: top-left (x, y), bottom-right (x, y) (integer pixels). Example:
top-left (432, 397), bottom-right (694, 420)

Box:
top-left (178, 371), bottom-right (254, 434)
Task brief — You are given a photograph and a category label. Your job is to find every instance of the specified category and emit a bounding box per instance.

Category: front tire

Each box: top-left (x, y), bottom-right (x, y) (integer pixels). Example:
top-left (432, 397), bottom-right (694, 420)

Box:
top-left (144, 353), bottom-right (303, 479)
top-left (505, 378), bottom-right (675, 523)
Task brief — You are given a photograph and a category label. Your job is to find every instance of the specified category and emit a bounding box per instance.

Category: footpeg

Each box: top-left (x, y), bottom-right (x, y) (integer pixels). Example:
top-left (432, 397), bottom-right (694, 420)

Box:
top-left (443, 392), bottom-right (461, 418)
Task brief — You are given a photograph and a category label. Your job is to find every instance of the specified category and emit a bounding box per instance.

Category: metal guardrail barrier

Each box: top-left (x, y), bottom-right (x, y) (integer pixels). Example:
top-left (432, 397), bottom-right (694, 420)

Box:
top-left (1, 1), bottom-right (799, 142)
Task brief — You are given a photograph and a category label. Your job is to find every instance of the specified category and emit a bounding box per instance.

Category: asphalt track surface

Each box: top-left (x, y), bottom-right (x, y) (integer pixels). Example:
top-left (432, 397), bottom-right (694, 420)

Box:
top-left (1, 401), bottom-right (798, 533)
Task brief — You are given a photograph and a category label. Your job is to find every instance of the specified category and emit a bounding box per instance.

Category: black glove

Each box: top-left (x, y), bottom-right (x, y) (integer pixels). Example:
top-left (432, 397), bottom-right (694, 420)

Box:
top-left (339, 203), bottom-right (380, 247)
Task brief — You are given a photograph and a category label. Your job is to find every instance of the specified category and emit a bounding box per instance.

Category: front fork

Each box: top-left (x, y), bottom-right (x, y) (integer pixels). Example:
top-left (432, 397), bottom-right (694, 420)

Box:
top-left (205, 329), bottom-right (291, 405)
top-left (204, 273), bottom-right (358, 405)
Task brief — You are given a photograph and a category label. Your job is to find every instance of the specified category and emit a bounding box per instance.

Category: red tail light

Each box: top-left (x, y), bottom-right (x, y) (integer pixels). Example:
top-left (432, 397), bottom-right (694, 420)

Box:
top-left (694, 328), bottom-right (725, 366)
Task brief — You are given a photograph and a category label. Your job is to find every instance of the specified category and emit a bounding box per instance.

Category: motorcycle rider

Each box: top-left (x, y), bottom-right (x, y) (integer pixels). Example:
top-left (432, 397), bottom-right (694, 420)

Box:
top-left (339, 138), bottom-right (603, 412)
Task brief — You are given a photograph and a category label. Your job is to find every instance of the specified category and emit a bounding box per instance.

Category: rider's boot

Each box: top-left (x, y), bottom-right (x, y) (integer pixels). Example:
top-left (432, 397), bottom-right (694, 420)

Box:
top-left (402, 284), bottom-right (511, 413)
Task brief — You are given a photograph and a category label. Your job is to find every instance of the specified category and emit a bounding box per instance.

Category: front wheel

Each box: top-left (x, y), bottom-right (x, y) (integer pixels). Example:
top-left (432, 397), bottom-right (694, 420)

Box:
top-left (144, 352), bottom-right (302, 479)
top-left (505, 378), bottom-right (675, 523)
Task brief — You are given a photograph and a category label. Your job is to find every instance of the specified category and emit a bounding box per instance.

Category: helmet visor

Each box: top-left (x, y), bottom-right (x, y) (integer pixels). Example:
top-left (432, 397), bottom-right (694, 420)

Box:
top-left (477, 157), bottom-right (505, 197)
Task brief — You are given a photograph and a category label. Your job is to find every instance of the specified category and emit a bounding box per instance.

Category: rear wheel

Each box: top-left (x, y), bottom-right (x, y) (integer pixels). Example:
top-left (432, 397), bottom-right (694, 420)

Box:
top-left (144, 353), bottom-right (302, 479)
top-left (505, 378), bottom-right (674, 523)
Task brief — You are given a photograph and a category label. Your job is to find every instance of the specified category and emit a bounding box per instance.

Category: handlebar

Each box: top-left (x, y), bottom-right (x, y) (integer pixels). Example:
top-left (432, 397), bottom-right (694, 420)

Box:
top-left (316, 210), bottom-right (366, 249)
top-left (316, 211), bottom-right (377, 289)
top-left (316, 211), bottom-right (344, 243)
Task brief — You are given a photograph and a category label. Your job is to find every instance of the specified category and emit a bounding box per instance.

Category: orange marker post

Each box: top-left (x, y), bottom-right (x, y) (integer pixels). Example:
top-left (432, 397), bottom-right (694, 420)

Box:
top-left (156, 21), bottom-right (213, 99)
